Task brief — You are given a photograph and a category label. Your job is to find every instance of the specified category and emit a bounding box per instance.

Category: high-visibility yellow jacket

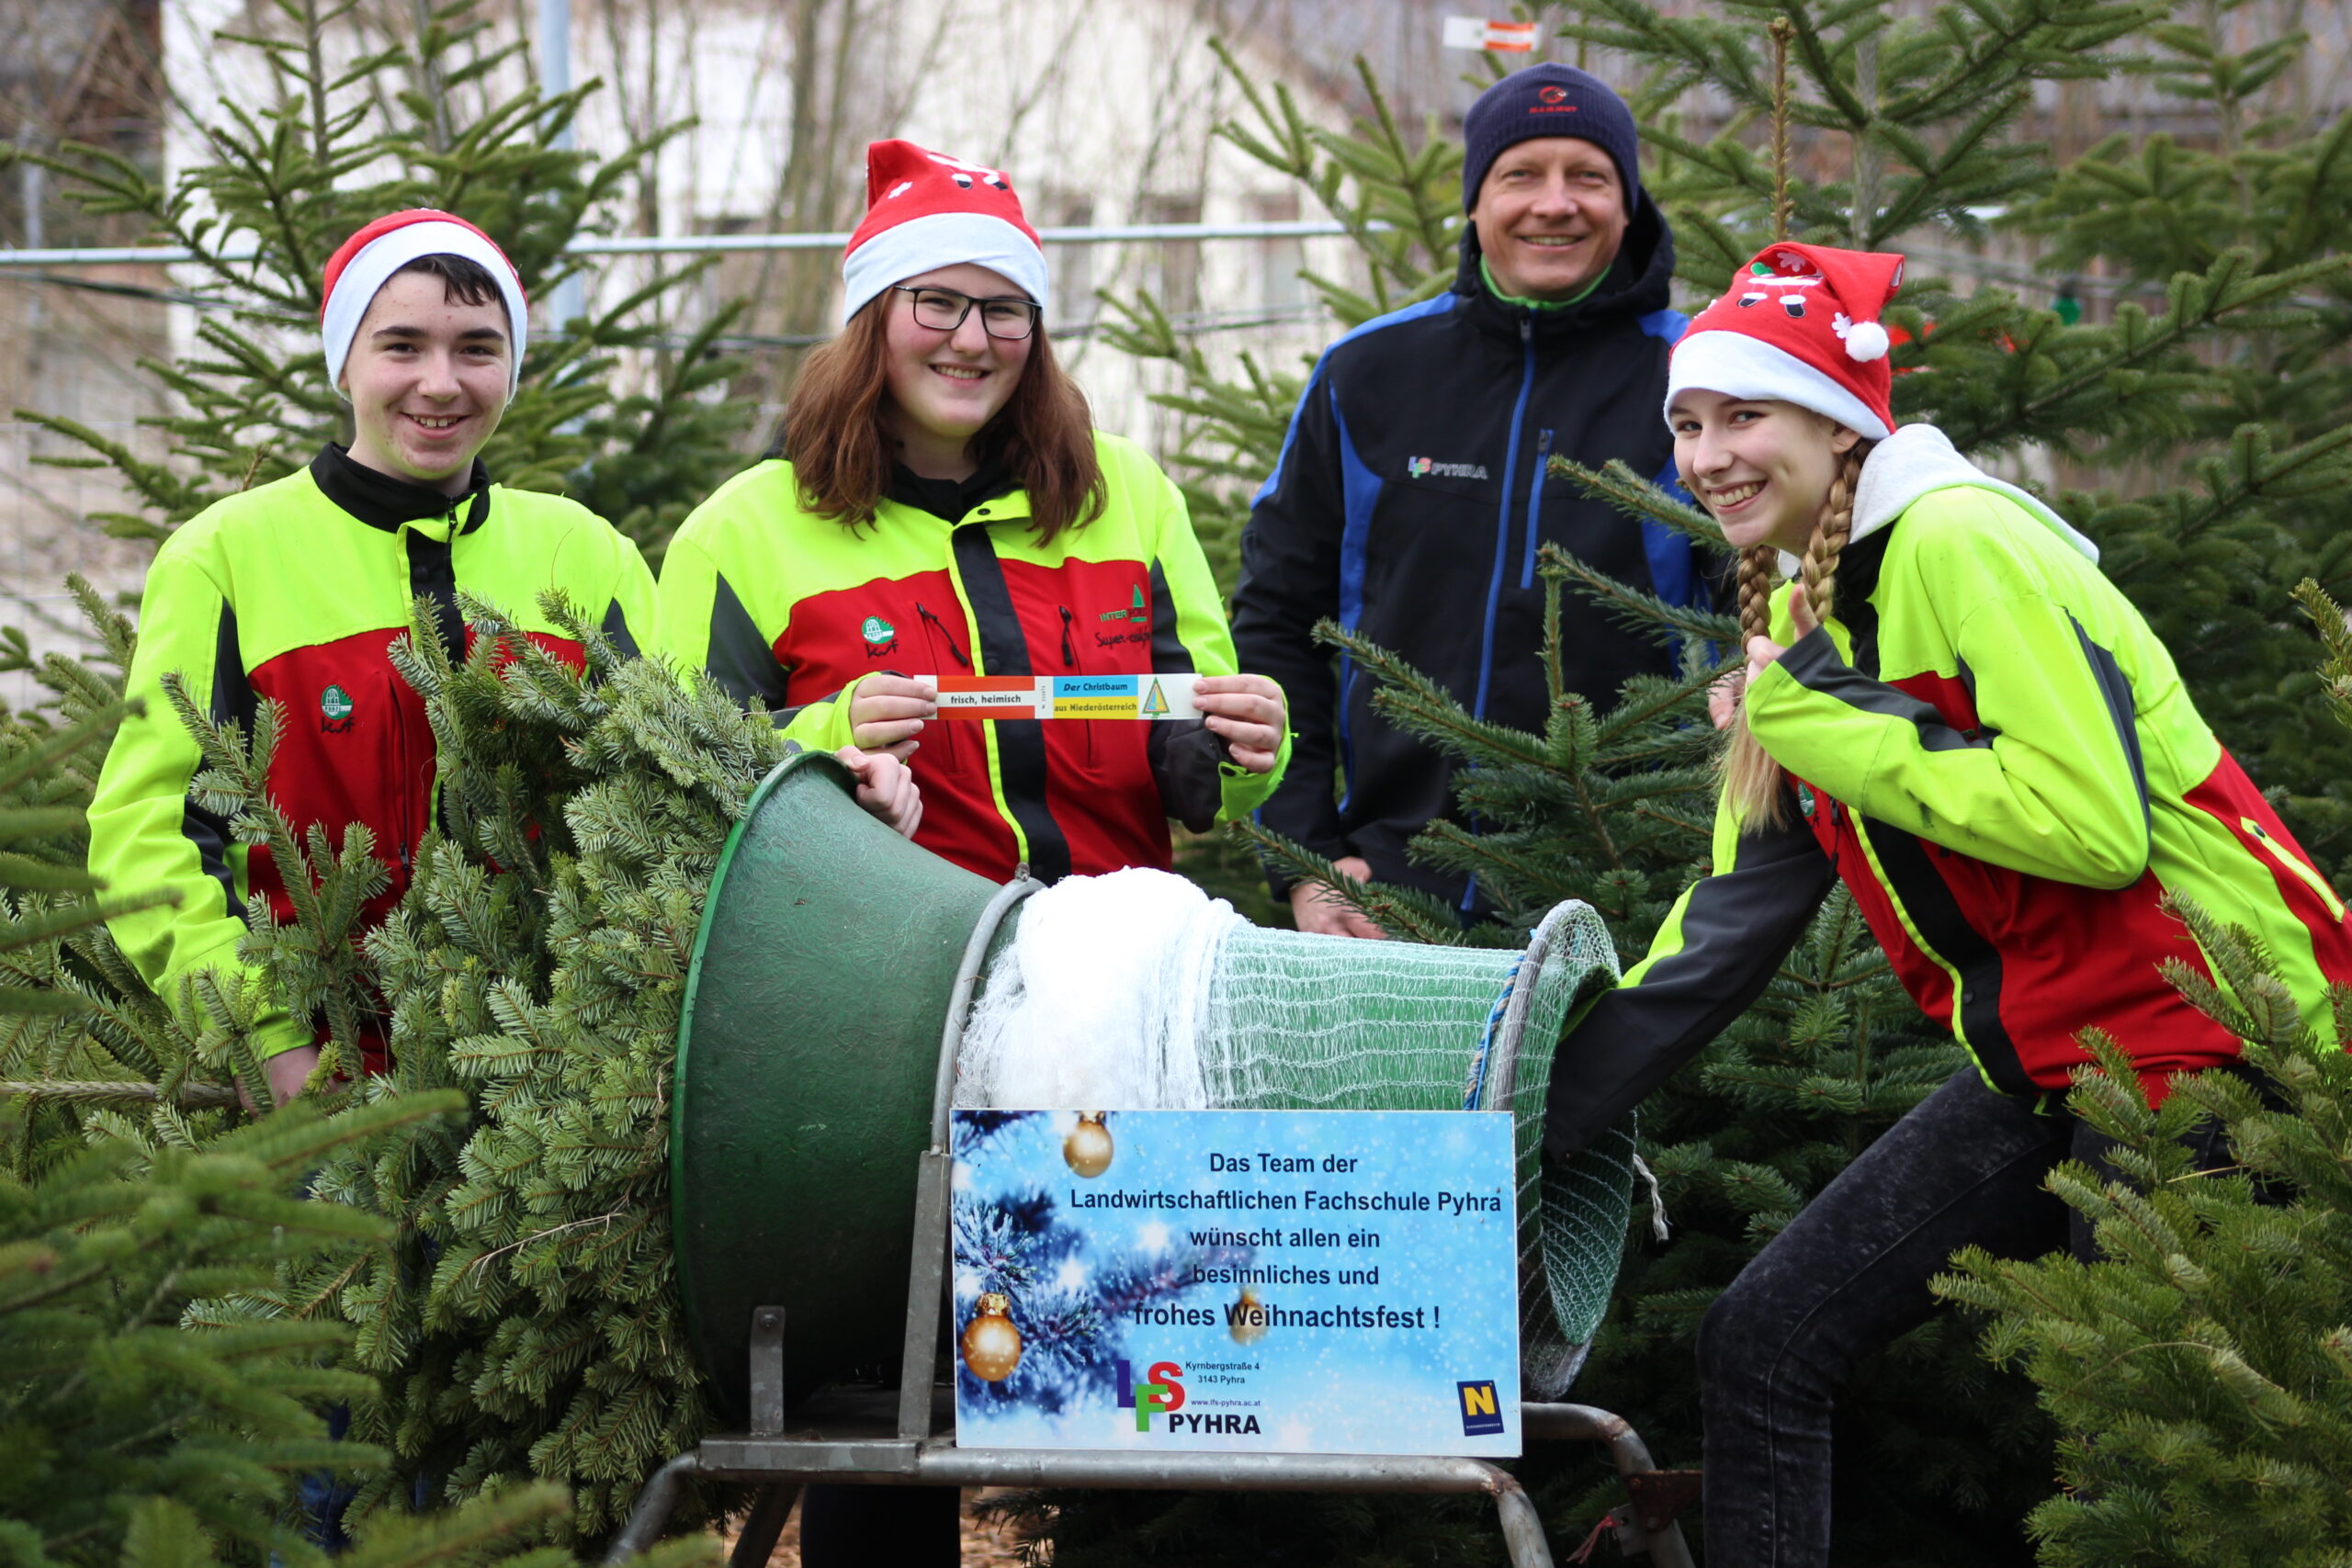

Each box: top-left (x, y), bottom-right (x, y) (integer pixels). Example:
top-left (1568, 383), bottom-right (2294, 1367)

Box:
top-left (1544, 425), bottom-right (2352, 1156)
top-left (655, 434), bottom-right (1289, 883)
top-left (88, 445), bottom-right (655, 1063)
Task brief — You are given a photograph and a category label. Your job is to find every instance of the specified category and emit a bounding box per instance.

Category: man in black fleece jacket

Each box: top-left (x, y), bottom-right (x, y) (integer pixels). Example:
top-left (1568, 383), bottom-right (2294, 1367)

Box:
top-left (1233, 62), bottom-right (1721, 931)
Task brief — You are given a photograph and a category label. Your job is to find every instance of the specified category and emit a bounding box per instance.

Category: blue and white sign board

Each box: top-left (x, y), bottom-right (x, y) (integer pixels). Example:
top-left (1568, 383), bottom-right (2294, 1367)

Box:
top-left (950, 1108), bottom-right (1521, 1456)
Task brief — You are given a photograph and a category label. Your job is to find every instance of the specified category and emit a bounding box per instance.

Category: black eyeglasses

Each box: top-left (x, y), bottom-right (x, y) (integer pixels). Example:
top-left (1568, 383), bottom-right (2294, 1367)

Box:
top-left (890, 285), bottom-right (1042, 340)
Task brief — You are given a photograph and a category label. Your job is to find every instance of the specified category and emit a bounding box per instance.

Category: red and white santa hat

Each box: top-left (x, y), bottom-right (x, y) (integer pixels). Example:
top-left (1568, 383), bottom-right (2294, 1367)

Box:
top-left (1666, 242), bottom-right (1906, 439)
top-left (839, 140), bottom-right (1049, 325)
top-left (320, 210), bottom-right (531, 399)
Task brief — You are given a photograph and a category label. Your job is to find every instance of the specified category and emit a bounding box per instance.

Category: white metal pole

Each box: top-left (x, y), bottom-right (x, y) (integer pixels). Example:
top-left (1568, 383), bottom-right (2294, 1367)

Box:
top-left (17, 127), bottom-right (43, 355)
top-left (0, 220), bottom-right (1382, 268)
top-left (540, 0), bottom-right (584, 335)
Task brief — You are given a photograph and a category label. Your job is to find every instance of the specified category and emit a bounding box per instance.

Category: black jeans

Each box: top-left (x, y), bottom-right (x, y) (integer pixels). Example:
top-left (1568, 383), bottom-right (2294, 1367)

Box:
top-left (1694, 1066), bottom-right (2246, 1568)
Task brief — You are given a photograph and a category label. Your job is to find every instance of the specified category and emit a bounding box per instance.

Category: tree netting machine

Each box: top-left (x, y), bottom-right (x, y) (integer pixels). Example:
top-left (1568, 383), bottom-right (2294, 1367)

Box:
top-left (606, 753), bottom-right (1698, 1567)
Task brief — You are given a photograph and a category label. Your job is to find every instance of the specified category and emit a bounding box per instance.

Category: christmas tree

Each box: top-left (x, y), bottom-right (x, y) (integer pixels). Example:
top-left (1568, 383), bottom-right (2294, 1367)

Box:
top-left (1937, 581), bottom-right (2352, 1567)
top-left (0, 640), bottom-right (709, 1566)
top-left (49, 576), bottom-right (783, 1543)
top-left (6, 0), bottom-right (749, 561)
top-left (0, 582), bottom-right (763, 1557)
top-left (291, 592), bottom-right (780, 1541)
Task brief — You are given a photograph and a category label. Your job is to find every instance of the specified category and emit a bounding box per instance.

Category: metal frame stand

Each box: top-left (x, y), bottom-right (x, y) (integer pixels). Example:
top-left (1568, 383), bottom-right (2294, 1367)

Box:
top-left (615, 883), bottom-right (1698, 1567)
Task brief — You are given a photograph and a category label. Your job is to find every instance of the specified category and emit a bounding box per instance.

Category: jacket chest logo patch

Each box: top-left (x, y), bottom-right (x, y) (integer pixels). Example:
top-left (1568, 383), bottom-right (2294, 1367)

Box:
top-left (320, 683), bottom-right (355, 733)
top-left (1408, 455), bottom-right (1489, 480)
top-left (860, 615), bottom-right (898, 656)
top-left (1094, 584), bottom-right (1151, 650)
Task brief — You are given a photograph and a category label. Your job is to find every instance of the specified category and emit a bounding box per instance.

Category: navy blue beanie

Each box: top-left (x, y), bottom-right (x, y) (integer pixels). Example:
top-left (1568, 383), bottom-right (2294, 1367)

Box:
top-left (1461, 63), bottom-right (1641, 213)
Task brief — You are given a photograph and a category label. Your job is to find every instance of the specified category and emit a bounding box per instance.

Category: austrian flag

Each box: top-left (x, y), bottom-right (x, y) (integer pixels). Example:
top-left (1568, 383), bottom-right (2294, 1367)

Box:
top-left (1442, 17), bottom-right (1537, 51)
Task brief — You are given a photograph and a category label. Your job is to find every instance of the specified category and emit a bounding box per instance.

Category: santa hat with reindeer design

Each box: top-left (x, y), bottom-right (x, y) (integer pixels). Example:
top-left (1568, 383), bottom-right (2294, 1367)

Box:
top-left (1666, 242), bottom-right (1906, 438)
top-left (839, 140), bottom-right (1050, 325)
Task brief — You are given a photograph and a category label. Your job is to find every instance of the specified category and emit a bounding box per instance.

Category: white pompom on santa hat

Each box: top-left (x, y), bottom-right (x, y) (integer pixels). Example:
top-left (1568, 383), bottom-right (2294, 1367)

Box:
top-left (839, 140), bottom-right (1049, 326)
top-left (319, 210), bottom-right (530, 400)
top-left (1665, 242), bottom-right (1907, 439)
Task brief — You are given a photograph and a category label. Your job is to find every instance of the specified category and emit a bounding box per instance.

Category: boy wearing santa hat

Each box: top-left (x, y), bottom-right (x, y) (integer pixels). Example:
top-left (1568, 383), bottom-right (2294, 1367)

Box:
top-left (1541, 241), bottom-right (2352, 1566)
top-left (89, 210), bottom-right (916, 1111)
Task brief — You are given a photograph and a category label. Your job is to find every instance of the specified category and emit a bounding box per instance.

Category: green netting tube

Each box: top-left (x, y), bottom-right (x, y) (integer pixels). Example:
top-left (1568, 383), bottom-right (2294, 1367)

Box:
top-left (1195, 907), bottom-right (1628, 1398)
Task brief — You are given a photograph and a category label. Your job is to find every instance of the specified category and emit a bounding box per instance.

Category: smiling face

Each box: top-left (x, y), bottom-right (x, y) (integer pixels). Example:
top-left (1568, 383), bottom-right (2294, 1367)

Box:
top-left (879, 262), bottom-right (1035, 479)
top-left (338, 268), bottom-right (511, 495)
top-left (1471, 138), bottom-right (1630, 302)
top-left (1669, 389), bottom-right (1861, 554)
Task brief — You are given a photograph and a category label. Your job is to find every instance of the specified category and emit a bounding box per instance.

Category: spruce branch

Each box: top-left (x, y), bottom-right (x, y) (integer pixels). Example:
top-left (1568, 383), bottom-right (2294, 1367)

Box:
top-left (1310, 619), bottom-right (1557, 773)
top-left (155, 671), bottom-right (379, 1087)
top-left (1545, 456), bottom-right (1723, 547)
top-left (1942, 250), bottom-right (2352, 451)
top-left (1544, 547), bottom-right (1742, 650)
top-left (1223, 820), bottom-right (1483, 944)
top-left (2294, 579), bottom-right (2352, 737)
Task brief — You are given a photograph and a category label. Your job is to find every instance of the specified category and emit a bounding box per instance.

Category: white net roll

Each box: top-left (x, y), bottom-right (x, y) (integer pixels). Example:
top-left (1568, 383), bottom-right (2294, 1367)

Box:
top-left (953, 867), bottom-right (1629, 1397)
top-left (956, 867), bottom-right (1238, 1111)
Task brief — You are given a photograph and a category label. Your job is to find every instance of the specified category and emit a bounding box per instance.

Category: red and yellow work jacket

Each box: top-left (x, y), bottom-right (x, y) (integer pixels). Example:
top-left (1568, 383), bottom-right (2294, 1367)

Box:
top-left (1544, 425), bottom-right (2352, 1156)
top-left (654, 434), bottom-right (1288, 883)
top-left (88, 445), bottom-right (656, 1063)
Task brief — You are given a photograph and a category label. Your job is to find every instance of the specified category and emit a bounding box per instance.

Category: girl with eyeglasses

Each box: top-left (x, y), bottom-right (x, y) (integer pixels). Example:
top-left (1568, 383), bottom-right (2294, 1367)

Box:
top-left (659, 140), bottom-right (1291, 891)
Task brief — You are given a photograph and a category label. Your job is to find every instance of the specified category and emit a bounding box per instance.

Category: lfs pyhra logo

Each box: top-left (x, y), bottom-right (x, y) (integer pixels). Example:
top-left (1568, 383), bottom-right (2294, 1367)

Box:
top-left (1114, 1359), bottom-right (1262, 1435)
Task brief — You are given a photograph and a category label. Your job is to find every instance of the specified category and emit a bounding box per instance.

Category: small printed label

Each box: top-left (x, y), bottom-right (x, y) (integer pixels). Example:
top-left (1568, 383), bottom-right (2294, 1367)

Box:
top-left (931, 674), bottom-right (1200, 721)
top-left (1458, 1380), bottom-right (1506, 1436)
top-left (1442, 16), bottom-right (1536, 51)
top-left (1407, 456), bottom-right (1489, 480)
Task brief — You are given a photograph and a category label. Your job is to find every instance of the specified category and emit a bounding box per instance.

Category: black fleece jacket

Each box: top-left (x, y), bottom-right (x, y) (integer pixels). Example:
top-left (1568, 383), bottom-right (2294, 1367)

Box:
top-left (1231, 194), bottom-right (1721, 913)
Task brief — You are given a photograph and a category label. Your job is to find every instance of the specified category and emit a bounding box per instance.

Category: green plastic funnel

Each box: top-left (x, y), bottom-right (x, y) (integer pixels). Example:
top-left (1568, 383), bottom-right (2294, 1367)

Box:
top-left (672, 751), bottom-right (1000, 1416)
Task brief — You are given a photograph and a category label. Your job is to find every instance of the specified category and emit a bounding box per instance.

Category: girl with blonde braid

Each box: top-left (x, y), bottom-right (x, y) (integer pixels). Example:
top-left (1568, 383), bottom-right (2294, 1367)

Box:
top-left (1543, 242), bottom-right (2352, 1567)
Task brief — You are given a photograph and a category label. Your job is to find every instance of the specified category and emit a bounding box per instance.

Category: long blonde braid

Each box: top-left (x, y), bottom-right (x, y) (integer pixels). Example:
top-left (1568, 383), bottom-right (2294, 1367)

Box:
top-left (1721, 442), bottom-right (1868, 830)
top-left (1798, 447), bottom-right (1860, 626)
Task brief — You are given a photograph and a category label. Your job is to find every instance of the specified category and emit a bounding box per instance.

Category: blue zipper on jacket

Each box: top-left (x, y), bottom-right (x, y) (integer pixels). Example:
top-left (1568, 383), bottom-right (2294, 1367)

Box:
top-left (1464, 316), bottom-right (1540, 915)
top-left (1472, 317), bottom-right (1537, 723)
top-left (1521, 427), bottom-right (1554, 590)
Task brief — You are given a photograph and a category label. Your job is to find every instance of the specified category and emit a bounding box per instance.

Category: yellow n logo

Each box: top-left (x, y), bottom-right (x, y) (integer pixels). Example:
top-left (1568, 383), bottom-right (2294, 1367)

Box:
top-left (1462, 1383), bottom-right (1497, 1418)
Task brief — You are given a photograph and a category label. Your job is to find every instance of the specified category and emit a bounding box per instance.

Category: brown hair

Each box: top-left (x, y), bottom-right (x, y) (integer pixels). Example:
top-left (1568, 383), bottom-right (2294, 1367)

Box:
top-left (776, 295), bottom-right (1107, 544)
top-left (396, 253), bottom-right (502, 309)
top-left (1720, 437), bottom-right (1870, 830)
